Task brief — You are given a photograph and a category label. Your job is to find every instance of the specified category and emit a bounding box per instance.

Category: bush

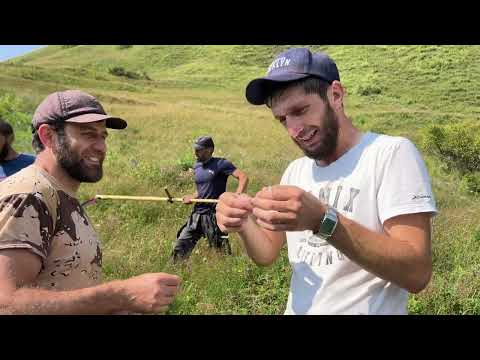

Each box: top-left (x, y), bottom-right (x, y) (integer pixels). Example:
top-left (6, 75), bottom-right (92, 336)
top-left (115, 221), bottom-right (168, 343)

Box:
top-left (117, 45), bottom-right (133, 50)
top-left (460, 173), bottom-right (480, 195)
top-left (108, 66), bottom-right (150, 80)
top-left (0, 93), bottom-right (34, 152)
top-left (108, 66), bottom-right (140, 79)
top-left (176, 151), bottom-right (195, 171)
top-left (140, 71), bottom-right (152, 81)
top-left (0, 93), bottom-right (31, 130)
top-left (61, 45), bottom-right (78, 49)
top-left (423, 122), bottom-right (480, 174)
top-left (19, 68), bottom-right (37, 80)
top-left (356, 84), bottom-right (382, 96)
top-left (474, 228), bottom-right (480, 243)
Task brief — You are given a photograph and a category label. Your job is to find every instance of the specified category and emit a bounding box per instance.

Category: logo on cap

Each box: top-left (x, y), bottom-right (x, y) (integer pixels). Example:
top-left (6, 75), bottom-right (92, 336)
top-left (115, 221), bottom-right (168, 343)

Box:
top-left (267, 57), bottom-right (292, 74)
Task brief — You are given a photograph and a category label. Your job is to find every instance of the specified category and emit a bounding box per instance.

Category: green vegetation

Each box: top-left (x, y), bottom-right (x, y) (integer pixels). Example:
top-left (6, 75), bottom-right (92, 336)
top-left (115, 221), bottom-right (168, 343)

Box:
top-left (0, 92), bottom-right (35, 151)
top-left (1, 45), bottom-right (479, 314)
top-left (423, 121), bottom-right (480, 196)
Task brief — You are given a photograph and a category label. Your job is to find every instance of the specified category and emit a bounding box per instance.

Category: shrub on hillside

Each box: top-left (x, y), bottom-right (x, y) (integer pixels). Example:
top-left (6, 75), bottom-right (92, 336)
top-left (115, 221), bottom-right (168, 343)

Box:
top-left (0, 93), bottom-right (31, 131)
top-left (423, 122), bottom-right (480, 174)
top-left (0, 93), bottom-right (34, 152)
top-left (140, 71), bottom-right (151, 81)
top-left (108, 66), bottom-right (150, 80)
top-left (176, 151), bottom-right (195, 171)
top-left (356, 84), bottom-right (382, 96)
top-left (117, 45), bottom-right (133, 50)
top-left (460, 173), bottom-right (480, 195)
top-left (474, 227), bottom-right (480, 242)
top-left (19, 67), bottom-right (37, 80)
top-left (109, 66), bottom-right (140, 79)
top-left (61, 45), bottom-right (78, 49)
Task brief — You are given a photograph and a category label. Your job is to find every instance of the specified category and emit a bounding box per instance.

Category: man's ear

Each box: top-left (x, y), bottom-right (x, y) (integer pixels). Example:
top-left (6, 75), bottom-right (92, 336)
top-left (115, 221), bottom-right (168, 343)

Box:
top-left (327, 80), bottom-right (345, 111)
top-left (36, 124), bottom-right (57, 150)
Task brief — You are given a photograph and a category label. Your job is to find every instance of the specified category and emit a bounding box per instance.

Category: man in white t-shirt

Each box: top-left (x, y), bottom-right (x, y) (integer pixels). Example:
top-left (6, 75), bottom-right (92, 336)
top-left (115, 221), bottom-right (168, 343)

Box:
top-left (215, 48), bottom-right (437, 315)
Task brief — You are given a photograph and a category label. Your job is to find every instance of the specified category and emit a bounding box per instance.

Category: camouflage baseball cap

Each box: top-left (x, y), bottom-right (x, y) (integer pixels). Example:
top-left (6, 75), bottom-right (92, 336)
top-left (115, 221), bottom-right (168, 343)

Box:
top-left (32, 90), bottom-right (127, 130)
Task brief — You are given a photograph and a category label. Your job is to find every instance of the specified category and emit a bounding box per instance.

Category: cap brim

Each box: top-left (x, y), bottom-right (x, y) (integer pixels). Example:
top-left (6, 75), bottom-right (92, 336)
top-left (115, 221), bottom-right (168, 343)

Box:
top-left (65, 113), bottom-right (128, 129)
top-left (245, 73), bottom-right (310, 105)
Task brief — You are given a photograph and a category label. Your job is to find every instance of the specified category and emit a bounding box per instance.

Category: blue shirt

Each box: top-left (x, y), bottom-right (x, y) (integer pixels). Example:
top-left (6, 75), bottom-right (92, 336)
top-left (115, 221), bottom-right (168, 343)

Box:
top-left (0, 154), bottom-right (36, 181)
top-left (193, 157), bottom-right (236, 214)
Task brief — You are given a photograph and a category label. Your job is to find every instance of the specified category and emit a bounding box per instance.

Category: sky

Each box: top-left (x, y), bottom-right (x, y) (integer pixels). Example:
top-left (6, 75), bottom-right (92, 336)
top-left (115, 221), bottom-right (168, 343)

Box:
top-left (0, 45), bottom-right (46, 62)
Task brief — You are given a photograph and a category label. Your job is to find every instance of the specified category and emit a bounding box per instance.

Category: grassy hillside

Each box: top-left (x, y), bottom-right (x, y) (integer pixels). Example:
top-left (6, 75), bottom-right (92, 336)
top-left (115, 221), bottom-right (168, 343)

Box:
top-left (1, 45), bottom-right (479, 314)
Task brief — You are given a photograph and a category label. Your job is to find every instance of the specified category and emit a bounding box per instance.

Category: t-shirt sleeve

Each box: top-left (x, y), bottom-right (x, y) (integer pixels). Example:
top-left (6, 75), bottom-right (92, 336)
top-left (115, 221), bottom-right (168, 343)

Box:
top-left (0, 192), bottom-right (55, 264)
top-left (280, 161), bottom-right (295, 186)
top-left (377, 138), bottom-right (438, 224)
top-left (219, 159), bottom-right (237, 176)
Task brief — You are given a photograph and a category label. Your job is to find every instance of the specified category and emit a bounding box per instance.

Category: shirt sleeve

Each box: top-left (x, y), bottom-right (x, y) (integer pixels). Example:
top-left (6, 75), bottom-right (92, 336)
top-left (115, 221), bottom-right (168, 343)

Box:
top-left (219, 159), bottom-right (237, 176)
top-left (0, 192), bottom-right (56, 264)
top-left (377, 138), bottom-right (438, 224)
top-left (280, 162), bottom-right (294, 185)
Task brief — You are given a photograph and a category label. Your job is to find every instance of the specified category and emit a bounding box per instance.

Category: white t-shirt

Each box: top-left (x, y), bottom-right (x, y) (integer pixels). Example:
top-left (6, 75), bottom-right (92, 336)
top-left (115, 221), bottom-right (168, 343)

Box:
top-left (280, 132), bottom-right (437, 315)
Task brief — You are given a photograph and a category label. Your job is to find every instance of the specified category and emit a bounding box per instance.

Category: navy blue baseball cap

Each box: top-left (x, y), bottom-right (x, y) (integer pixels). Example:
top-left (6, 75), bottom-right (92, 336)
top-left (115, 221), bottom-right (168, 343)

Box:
top-left (245, 48), bottom-right (340, 105)
top-left (193, 135), bottom-right (215, 150)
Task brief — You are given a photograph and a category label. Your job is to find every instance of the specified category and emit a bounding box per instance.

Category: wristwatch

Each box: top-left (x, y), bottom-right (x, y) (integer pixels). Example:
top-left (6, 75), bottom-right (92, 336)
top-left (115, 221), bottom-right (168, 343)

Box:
top-left (313, 206), bottom-right (338, 240)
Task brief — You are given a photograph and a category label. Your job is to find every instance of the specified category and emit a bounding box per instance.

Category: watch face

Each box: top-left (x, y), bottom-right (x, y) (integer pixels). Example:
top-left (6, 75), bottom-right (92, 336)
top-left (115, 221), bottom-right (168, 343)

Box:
top-left (322, 217), bottom-right (337, 235)
top-left (317, 208), bottom-right (338, 238)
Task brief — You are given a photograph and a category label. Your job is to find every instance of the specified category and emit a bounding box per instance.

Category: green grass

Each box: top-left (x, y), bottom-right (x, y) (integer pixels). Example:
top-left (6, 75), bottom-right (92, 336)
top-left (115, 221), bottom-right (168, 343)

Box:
top-left (2, 45), bottom-right (480, 314)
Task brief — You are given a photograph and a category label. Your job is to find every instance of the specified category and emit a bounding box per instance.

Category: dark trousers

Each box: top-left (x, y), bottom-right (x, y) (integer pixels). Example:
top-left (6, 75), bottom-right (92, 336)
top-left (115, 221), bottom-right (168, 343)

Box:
top-left (172, 210), bottom-right (231, 261)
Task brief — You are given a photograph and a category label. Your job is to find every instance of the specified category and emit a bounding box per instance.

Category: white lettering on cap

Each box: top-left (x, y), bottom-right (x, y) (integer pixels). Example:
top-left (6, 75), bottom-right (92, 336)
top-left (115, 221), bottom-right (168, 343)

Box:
top-left (267, 57), bottom-right (291, 74)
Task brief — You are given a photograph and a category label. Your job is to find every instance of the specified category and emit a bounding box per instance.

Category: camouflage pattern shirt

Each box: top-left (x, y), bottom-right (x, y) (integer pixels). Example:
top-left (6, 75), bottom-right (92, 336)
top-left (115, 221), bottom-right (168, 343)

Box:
top-left (0, 164), bottom-right (102, 290)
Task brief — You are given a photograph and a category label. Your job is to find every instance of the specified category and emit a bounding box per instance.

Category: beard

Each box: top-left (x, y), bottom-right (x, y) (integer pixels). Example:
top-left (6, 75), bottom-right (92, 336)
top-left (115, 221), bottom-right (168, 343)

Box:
top-left (55, 135), bottom-right (103, 183)
top-left (0, 144), bottom-right (10, 162)
top-left (293, 104), bottom-right (339, 161)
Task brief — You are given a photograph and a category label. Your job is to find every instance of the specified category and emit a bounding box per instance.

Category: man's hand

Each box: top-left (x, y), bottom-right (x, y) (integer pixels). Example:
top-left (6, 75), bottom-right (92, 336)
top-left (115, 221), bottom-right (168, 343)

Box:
top-left (121, 273), bottom-right (182, 314)
top-left (216, 192), bottom-right (253, 233)
top-left (252, 185), bottom-right (326, 232)
top-left (182, 195), bottom-right (194, 204)
top-left (0, 250), bottom-right (182, 315)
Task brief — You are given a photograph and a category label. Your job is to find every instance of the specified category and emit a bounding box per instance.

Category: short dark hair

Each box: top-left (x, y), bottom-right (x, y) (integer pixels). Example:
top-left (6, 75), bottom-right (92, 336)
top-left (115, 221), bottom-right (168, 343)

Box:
top-left (31, 122), bottom-right (66, 154)
top-left (0, 118), bottom-right (14, 136)
top-left (266, 76), bottom-right (330, 108)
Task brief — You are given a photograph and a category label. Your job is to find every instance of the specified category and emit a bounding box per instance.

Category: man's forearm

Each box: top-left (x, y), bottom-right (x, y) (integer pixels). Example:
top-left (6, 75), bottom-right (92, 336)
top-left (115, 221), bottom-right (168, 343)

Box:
top-left (238, 216), bottom-right (284, 266)
top-left (235, 176), bottom-right (248, 194)
top-left (0, 280), bottom-right (129, 315)
top-left (329, 214), bottom-right (431, 293)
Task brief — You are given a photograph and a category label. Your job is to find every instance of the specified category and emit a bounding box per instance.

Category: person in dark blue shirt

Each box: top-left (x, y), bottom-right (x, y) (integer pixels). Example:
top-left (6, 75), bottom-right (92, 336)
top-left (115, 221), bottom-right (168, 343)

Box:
top-left (0, 118), bottom-right (35, 181)
top-left (172, 136), bottom-right (248, 261)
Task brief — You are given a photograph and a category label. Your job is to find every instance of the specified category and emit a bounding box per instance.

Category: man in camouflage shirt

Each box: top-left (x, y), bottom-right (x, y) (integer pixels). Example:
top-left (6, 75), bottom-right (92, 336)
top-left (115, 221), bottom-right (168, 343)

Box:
top-left (0, 90), bottom-right (181, 314)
